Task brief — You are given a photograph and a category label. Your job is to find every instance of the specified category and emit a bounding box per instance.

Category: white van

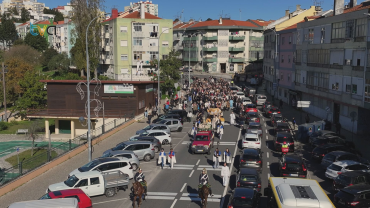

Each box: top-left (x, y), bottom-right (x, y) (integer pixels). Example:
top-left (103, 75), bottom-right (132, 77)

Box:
top-left (8, 198), bottom-right (78, 208)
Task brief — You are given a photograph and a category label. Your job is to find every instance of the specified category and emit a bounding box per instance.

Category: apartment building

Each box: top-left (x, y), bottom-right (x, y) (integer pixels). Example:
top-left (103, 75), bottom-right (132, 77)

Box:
top-left (293, 0), bottom-right (370, 135)
top-left (100, 6), bottom-right (172, 81)
top-left (173, 20), bottom-right (200, 59)
top-left (0, 0), bottom-right (47, 14)
top-left (263, 5), bottom-right (321, 100)
top-left (55, 3), bottom-right (73, 17)
top-left (48, 18), bottom-right (75, 57)
top-left (178, 17), bottom-right (264, 73)
top-left (124, 0), bottom-right (158, 17)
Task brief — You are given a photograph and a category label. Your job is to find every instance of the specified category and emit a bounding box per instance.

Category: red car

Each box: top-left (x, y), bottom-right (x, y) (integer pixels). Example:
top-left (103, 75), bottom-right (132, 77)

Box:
top-left (245, 104), bottom-right (258, 113)
top-left (40, 189), bottom-right (92, 208)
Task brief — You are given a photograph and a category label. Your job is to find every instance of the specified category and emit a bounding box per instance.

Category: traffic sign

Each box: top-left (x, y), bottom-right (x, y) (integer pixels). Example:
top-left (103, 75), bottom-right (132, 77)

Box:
top-left (297, 101), bottom-right (311, 108)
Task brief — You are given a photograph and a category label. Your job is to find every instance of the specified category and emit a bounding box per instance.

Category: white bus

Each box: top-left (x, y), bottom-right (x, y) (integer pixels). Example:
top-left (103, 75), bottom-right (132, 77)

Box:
top-left (264, 177), bottom-right (335, 208)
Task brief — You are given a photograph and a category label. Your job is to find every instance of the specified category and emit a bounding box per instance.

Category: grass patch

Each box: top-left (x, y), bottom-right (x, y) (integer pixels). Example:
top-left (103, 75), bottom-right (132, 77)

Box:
top-left (0, 119), bottom-right (55, 134)
top-left (5, 149), bottom-right (57, 169)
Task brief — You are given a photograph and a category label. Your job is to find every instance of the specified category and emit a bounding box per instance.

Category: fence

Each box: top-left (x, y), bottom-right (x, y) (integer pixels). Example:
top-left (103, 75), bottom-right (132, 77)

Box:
top-left (0, 111), bottom-right (135, 187)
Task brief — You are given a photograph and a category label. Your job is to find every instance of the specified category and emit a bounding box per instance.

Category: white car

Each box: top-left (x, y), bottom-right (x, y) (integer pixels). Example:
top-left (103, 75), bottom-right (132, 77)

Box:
top-left (236, 92), bottom-right (245, 99)
top-left (325, 160), bottom-right (370, 179)
top-left (68, 157), bottom-right (134, 179)
top-left (242, 133), bottom-right (261, 149)
top-left (130, 131), bottom-right (172, 145)
top-left (242, 97), bottom-right (252, 106)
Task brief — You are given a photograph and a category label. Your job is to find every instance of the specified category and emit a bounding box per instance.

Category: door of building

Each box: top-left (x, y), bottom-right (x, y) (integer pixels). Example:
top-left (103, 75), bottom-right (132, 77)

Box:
top-left (220, 63), bottom-right (226, 73)
top-left (333, 103), bottom-right (340, 124)
top-left (59, 120), bottom-right (71, 134)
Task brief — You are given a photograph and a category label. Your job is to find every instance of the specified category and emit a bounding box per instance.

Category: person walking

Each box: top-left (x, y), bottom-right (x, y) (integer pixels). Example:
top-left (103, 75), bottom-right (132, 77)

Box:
top-left (148, 109), bottom-right (152, 124)
top-left (279, 99), bottom-right (283, 109)
top-left (219, 124), bottom-right (224, 140)
top-left (191, 124), bottom-right (197, 139)
top-left (222, 148), bottom-right (231, 165)
top-left (336, 122), bottom-right (342, 135)
top-left (213, 148), bottom-right (221, 169)
top-left (158, 148), bottom-right (166, 169)
top-left (230, 112), bottom-right (236, 125)
top-left (221, 162), bottom-right (230, 187)
top-left (168, 148), bottom-right (176, 169)
top-left (144, 107), bottom-right (148, 118)
top-left (152, 105), bottom-right (157, 117)
top-left (229, 99), bottom-right (234, 110)
top-left (305, 113), bottom-right (310, 123)
top-left (292, 117), bottom-right (296, 129)
top-left (187, 111), bottom-right (193, 122)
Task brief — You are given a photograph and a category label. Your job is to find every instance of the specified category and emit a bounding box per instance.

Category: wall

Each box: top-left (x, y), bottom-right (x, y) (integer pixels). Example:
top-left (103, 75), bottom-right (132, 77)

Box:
top-left (275, 6), bottom-right (316, 31)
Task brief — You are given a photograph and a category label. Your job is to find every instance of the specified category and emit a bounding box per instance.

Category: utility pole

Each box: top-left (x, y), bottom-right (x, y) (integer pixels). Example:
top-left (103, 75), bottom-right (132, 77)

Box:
top-left (2, 63), bottom-right (7, 122)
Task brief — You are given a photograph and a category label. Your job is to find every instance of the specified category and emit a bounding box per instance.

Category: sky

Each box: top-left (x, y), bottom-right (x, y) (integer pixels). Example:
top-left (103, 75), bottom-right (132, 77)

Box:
top-left (43, 0), bottom-right (367, 21)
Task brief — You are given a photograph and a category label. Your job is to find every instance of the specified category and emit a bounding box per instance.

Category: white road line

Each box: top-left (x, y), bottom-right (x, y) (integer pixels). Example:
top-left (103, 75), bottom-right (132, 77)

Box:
top-left (168, 164), bottom-right (194, 167)
top-left (147, 192), bottom-right (178, 196)
top-left (92, 198), bottom-right (128, 205)
top-left (189, 170), bottom-right (194, 177)
top-left (180, 183), bottom-right (187, 192)
top-left (197, 168), bottom-right (221, 171)
top-left (196, 159), bottom-right (200, 165)
top-left (163, 167), bottom-right (194, 170)
top-left (182, 193), bottom-right (222, 197)
top-left (182, 141), bottom-right (192, 144)
top-left (198, 165), bottom-right (220, 168)
top-left (170, 199), bottom-right (178, 208)
top-left (179, 197), bottom-right (220, 202)
top-left (266, 135), bottom-right (268, 140)
top-left (267, 162), bottom-right (270, 168)
top-left (265, 129), bottom-right (268, 133)
top-left (268, 173), bottom-right (270, 178)
top-left (146, 196), bottom-right (176, 200)
top-left (267, 152), bottom-right (269, 158)
top-left (264, 123), bottom-right (267, 127)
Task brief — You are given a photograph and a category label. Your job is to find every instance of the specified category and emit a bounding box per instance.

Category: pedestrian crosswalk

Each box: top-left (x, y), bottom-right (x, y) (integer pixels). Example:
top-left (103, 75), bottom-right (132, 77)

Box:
top-left (146, 192), bottom-right (221, 202)
top-left (181, 141), bottom-right (236, 145)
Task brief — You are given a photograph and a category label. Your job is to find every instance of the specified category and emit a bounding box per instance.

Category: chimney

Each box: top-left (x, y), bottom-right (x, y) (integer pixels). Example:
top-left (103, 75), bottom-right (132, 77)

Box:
top-left (219, 17), bottom-right (222, 24)
top-left (296, 5), bottom-right (301, 11)
top-left (140, 3), bottom-right (145, 19)
top-left (349, 0), bottom-right (357, 8)
top-left (111, 8), bottom-right (118, 18)
top-left (333, 0), bottom-right (344, 16)
top-left (285, 10), bottom-right (290, 16)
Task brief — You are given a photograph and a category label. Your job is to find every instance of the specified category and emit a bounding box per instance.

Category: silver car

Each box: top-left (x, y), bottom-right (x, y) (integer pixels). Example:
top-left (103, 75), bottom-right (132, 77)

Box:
top-left (156, 118), bottom-right (183, 132)
top-left (104, 141), bottom-right (155, 162)
top-left (247, 122), bottom-right (263, 136)
top-left (101, 150), bottom-right (140, 171)
top-left (136, 124), bottom-right (171, 135)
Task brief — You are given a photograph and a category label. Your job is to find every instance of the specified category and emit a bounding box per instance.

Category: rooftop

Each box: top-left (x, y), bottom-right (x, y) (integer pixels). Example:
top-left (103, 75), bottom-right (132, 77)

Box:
top-left (190, 19), bottom-right (258, 28)
top-left (249, 19), bottom-right (275, 26)
top-left (122, 11), bottom-right (161, 19)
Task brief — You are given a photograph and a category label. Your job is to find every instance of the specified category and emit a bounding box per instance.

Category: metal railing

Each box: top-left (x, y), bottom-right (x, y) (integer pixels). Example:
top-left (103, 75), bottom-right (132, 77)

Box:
top-left (0, 111), bottom-right (135, 187)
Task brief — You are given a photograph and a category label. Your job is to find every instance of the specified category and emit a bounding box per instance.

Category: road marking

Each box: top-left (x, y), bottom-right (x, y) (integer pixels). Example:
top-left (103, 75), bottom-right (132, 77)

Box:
top-left (196, 159), bottom-right (200, 165)
top-left (171, 137), bottom-right (183, 139)
top-left (146, 196), bottom-right (176, 200)
top-left (265, 129), bottom-right (268, 133)
top-left (198, 165), bottom-right (221, 168)
top-left (182, 141), bottom-right (236, 145)
top-left (266, 135), bottom-right (268, 140)
top-left (179, 197), bottom-right (220, 202)
top-left (92, 198), bottom-right (128, 205)
top-left (182, 141), bottom-right (191, 145)
top-left (189, 170), bottom-right (194, 177)
top-left (167, 164), bottom-right (194, 167)
top-left (182, 193), bottom-right (222, 197)
top-left (170, 199), bottom-right (178, 208)
top-left (180, 183), bottom-right (187, 192)
top-left (163, 166), bottom-right (194, 170)
top-left (267, 152), bottom-right (269, 158)
top-left (264, 123), bottom-right (266, 127)
top-left (268, 173), bottom-right (270, 178)
top-left (147, 192), bottom-right (178, 196)
top-left (267, 162), bottom-right (270, 168)
top-left (197, 168), bottom-right (221, 171)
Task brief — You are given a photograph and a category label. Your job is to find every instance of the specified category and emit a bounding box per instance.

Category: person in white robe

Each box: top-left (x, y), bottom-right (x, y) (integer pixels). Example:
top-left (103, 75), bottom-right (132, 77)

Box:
top-left (230, 112), bottom-right (236, 125)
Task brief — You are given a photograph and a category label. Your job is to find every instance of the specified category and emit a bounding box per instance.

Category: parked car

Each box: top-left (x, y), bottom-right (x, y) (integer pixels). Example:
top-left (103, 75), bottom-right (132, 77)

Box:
top-left (247, 122), bottom-right (262, 136)
top-left (254, 94), bottom-right (267, 106)
top-left (153, 114), bottom-right (182, 124)
top-left (39, 189), bottom-right (92, 208)
top-left (271, 113), bottom-right (284, 126)
top-left (266, 106), bottom-right (280, 118)
top-left (105, 141), bottom-right (155, 162)
top-left (166, 109), bottom-right (187, 119)
top-left (321, 151), bottom-right (369, 168)
top-left (279, 154), bottom-right (307, 178)
top-left (334, 184), bottom-right (370, 207)
top-left (101, 150), bottom-right (140, 171)
top-left (239, 149), bottom-right (262, 172)
top-left (10, 198), bottom-right (79, 208)
top-left (130, 131), bottom-right (171, 145)
top-left (273, 132), bottom-right (294, 152)
top-left (230, 86), bottom-right (239, 93)
top-left (311, 136), bottom-right (335, 149)
top-left (127, 136), bottom-right (161, 153)
top-left (246, 88), bottom-right (256, 98)
top-left (333, 171), bottom-right (370, 192)
top-left (227, 188), bottom-right (261, 208)
top-left (242, 97), bottom-right (252, 106)
top-left (309, 130), bottom-right (342, 144)
top-left (245, 104), bottom-right (258, 113)
top-left (242, 133), bottom-right (261, 149)
top-left (325, 160), bottom-right (370, 180)
top-left (246, 112), bottom-right (260, 124)
top-left (136, 124), bottom-right (170, 135)
top-left (312, 144), bottom-right (350, 162)
top-left (274, 122), bottom-right (290, 134)
top-left (182, 67), bottom-right (193, 72)
top-left (156, 118), bottom-right (183, 132)
top-left (236, 168), bottom-right (261, 192)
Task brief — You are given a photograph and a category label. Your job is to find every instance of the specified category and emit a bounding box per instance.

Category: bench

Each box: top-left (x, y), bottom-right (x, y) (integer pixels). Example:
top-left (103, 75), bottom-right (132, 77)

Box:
top-left (16, 129), bottom-right (28, 135)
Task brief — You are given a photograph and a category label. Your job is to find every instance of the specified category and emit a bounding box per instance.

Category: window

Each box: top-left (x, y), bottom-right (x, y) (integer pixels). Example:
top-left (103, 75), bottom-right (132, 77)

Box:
top-left (284, 90), bottom-right (287, 98)
top-left (281, 55), bottom-right (284, 63)
top-left (173, 120), bottom-right (178, 124)
top-left (355, 18), bottom-right (366, 37)
top-left (357, 59), bottom-right (361, 66)
top-left (104, 25), bottom-right (109, 33)
top-left (162, 27), bottom-right (169, 33)
top-left (120, 40), bottom-right (127, 47)
top-left (346, 20), bottom-right (354, 38)
top-left (288, 55), bottom-right (291, 63)
top-left (352, 84), bottom-right (357, 94)
top-left (75, 179), bottom-right (88, 187)
top-left (321, 27), bottom-right (325, 43)
top-left (332, 82), bottom-right (339, 90)
top-left (289, 36), bottom-right (292, 44)
top-left (162, 55), bottom-right (168, 59)
top-left (150, 51), bottom-right (158, 60)
top-left (282, 37), bottom-right (285, 45)
top-left (134, 51), bottom-right (143, 60)
top-left (346, 84), bottom-right (351, 93)
top-left (133, 23), bottom-right (143, 32)
top-left (308, 28), bottom-right (314, 43)
top-left (332, 22), bottom-right (345, 40)
top-left (90, 177), bottom-right (100, 185)
top-left (133, 38), bottom-right (143, 46)
top-left (119, 162), bottom-right (128, 168)
top-left (162, 41), bottom-right (169, 46)
top-left (121, 54), bottom-right (128, 60)
top-left (120, 26), bottom-right (127, 32)
top-left (280, 74), bottom-right (283, 81)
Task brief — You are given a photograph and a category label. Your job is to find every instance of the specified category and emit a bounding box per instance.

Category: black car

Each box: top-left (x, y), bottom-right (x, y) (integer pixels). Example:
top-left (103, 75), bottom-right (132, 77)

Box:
top-left (311, 136), bottom-right (333, 149)
top-left (334, 184), bottom-right (370, 207)
top-left (273, 132), bottom-right (294, 152)
top-left (228, 188), bottom-right (261, 208)
top-left (274, 122), bottom-right (290, 134)
top-left (153, 114), bottom-right (182, 124)
top-left (166, 109), bottom-right (187, 119)
top-left (279, 154), bottom-right (307, 178)
top-left (309, 130), bottom-right (341, 144)
top-left (271, 113), bottom-right (283, 126)
top-left (333, 171), bottom-right (370, 192)
top-left (246, 112), bottom-right (260, 124)
top-left (266, 106), bottom-right (280, 118)
top-left (239, 149), bottom-right (262, 171)
top-left (236, 168), bottom-right (261, 192)
top-left (311, 144), bottom-right (349, 162)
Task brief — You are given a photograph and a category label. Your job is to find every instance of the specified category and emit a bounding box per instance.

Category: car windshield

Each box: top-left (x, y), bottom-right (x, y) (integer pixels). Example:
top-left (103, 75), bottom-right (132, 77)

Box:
top-left (158, 120), bottom-right (167, 124)
top-left (248, 113), bottom-right (258, 118)
top-left (248, 126), bottom-right (260, 130)
top-left (240, 175), bottom-right (258, 182)
top-left (159, 115), bottom-right (167, 119)
top-left (258, 96), bottom-right (266, 99)
top-left (64, 175), bottom-right (79, 187)
top-left (324, 154), bottom-right (336, 162)
top-left (102, 152), bottom-right (112, 157)
top-left (287, 163), bottom-right (301, 169)
top-left (39, 193), bottom-right (52, 200)
top-left (243, 98), bottom-right (251, 101)
top-left (337, 175), bottom-right (352, 184)
top-left (328, 164), bottom-right (343, 171)
top-left (274, 115), bottom-right (283, 120)
top-left (271, 108), bottom-right (279, 112)
top-left (243, 154), bottom-right (259, 160)
top-left (143, 125), bottom-right (152, 130)
top-left (237, 92), bottom-right (244, 95)
top-left (245, 137), bottom-right (257, 141)
top-left (112, 143), bottom-right (127, 151)
top-left (78, 160), bottom-right (100, 172)
top-left (276, 136), bottom-right (293, 143)
top-left (232, 198), bottom-right (253, 207)
top-left (336, 190), bottom-right (356, 202)
top-left (195, 135), bottom-right (208, 141)
top-left (140, 132), bottom-right (149, 136)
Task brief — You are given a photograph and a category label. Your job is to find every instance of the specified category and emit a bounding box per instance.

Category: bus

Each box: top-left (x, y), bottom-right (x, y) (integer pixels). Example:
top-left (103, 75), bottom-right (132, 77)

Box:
top-left (264, 177), bottom-right (335, 208)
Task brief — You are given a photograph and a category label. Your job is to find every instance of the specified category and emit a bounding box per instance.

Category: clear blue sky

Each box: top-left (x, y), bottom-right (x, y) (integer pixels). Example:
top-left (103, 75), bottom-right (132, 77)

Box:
top-left (43, 0), bottom-right (367, 21)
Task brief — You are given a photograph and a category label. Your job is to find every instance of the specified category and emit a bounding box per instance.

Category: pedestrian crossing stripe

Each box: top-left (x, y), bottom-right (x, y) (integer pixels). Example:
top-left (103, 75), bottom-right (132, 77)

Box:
top-left (182, 193), bottom-right (222, 198)
top-left (197, 168), bottom-right (221, 171)
top-left (145, 192), bottom-right (221, 202)
top-left (181, 141), bottom-right (236, 145)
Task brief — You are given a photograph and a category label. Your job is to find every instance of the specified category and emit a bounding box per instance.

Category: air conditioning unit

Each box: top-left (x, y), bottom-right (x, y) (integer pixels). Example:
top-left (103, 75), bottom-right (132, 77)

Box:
top-left (345, 59), bottom-right (352, 65)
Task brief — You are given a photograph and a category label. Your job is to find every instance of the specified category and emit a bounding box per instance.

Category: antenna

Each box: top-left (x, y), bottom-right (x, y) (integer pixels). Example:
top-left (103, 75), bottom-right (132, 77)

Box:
top-left (239, 9), bottom-right (242, 20)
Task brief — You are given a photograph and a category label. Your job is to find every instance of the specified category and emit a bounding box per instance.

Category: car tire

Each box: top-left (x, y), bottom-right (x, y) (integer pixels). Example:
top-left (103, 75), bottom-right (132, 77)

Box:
top-left (143, 154), bottom-right (151, 162)
top-left (132, 163), bottom-right (138, 171)
top-left (105, 188), bottom-right (116, 197)
top-left (177, 127), bottom-right (182, 132)
top-left (154, 146), bottom-right (159, 153)
top-left (162, 139), bottom-right (169, 145)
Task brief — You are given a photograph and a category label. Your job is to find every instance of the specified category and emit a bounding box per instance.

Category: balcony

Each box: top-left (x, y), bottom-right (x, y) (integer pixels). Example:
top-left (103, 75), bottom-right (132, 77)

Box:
top-left (203, 47), bottom-right (217, 52)
top-left (352, 66), bottom-right (364, 71)
top-left (249, 46), bottom-right (263, 51)
top-left (204, 58), bottom-right (217, 62)
top-left (105, 33), bottom-right (109, 38)
top-left (229, 47), bottom-right (245, 52)
top-left (105, 46), bottom-right (110, 51)
top-left (184, 36), bottom-right (199, 41)
top-left (183, 57), bottom-right (199, 62)
top-left (203, 36), bottom-right (218, 41)
top-left (229, 58), bottom-right (245, 62)
top-left (229, 36), bottom-right (245, 41)
top-left (183, 47), bottom-right (198, 51)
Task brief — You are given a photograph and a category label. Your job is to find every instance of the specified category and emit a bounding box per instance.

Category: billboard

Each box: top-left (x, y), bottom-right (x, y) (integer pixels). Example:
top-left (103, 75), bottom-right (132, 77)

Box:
top-left (104, 84), bottom-right (134, 94)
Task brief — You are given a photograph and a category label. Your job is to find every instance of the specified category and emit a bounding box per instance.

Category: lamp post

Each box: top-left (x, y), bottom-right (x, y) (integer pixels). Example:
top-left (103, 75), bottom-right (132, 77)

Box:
top-left (1, 63), bottom-right (7, 122)
top-left (85, 13), bottom-right (108, 162)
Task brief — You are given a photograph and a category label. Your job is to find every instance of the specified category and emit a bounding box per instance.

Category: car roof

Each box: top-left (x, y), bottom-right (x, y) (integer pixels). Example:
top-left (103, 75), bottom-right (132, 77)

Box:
top-left (72, 171), bottom-right (103, 178)
top-left (121, 140), bottom-right (153, 145)
top-left (332, 160), bottom-right (361, 167)
top-left (161, 118), bottom-right (181, 121)
top-left (135, 136), bottom-right (158, 140)
top-left (319, 130), bottom-right (334, 134)
top-left (99, 157), bottom-right (131, 162)
top-left (247, 111), bottom-right (258, 115)
top-left (284, 155), bottom-right (303, 163)
top-left (341, 170), bottom-right (369, 177)
top-left (276, 132), bottom-right (292, 137)
top-left (150, 124), bottom-right (168, 127)
top-left (163, 114), bottom-right (180, 117)
top-left (243, 148), bottom-right (260, 155)
top-left (245, 133), bottom-right (259, 138)
top-left (277, 122), bottom-right (289, 127)
top-left (109, 150), bottom-right (135, 155)
top-left (94, 157), bottom-right (120, 163)
top-left (342, 184), bottom-right (370, 194)
top-left (233, 188), bottom-right (255, 198)
top-left (247, 104), bottom-right (256, 107)
top-left (51, 189), bottom-right (85, 197)
top-left (273, 114), bottom-right (283, 117)
top-left (240, 168), bottom-right (259, 175)
top-left (249, 122), bottom-right (261, 126)
top-left (327, 151), bottom-right (354, 156)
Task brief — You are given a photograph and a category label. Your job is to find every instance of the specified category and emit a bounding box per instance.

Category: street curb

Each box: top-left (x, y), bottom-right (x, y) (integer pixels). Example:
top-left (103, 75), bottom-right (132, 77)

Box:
top-left (0, 119), bottom-right (136, 198)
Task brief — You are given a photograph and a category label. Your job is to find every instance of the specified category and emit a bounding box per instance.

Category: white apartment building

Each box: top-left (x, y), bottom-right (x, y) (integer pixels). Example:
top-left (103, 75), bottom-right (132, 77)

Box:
top-left (48, 18), bottom-right (75, 57)
top-left (0, 0), bottom-right (47, 14)
top-left (124, 1), bottom-right (158, 17)
top-left (55, 3), bottom-right (73, 17)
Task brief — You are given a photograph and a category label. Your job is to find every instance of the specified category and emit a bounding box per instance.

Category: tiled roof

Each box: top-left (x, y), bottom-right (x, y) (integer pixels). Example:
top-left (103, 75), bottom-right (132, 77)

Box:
top-left (250, 19), bottom-right (275, 26)
top-left (190, 19), bottom-right (258, 28)
top-left (343, 1), bottom-right (370, 14)
top-left (18, 22), bottom-right (29, 26)
top-left (122, 11), bottom-right (161, 19)
top-left (56, 6), bottom-right (64, 10)
top-left (179, 21), bottom-right (196, 29)
top-left (54, 21), bottom-right (64, 25)
top-left (34, 20), bottom-right (51, 25)
top-left (173, 22), bottom-right (186, 29)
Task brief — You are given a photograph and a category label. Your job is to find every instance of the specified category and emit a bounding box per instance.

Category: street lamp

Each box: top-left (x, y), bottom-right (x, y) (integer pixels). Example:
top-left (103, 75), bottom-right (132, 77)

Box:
top-left (1, 63), bottom-right (7, 122)
top-left (85, 13), bottom-right (109, 162)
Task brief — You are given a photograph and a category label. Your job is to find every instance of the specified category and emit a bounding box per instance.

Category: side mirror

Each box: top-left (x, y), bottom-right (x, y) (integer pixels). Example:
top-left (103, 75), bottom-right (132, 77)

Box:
top-left (264, 187), bottom-right (271, 196)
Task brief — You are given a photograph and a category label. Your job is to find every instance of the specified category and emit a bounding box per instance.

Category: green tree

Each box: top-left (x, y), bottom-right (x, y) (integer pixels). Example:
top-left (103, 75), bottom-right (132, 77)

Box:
top-left (13, 39), bottom-right (24, 45)
top-left (150, 50), bottom-right (182, 94)
top-left (9, 7), bottom-right (19, 15)
top-left (206, 18), bottom-right (212, 21)
top-left (3, 44), bottom-right (40, 66)
top-left (43, 8), bottom-right (64, 22)
top-left (24, 32), bottom-right (48, 52)
top-left (20, 7), bottom-right (30, 23)
top-left (47, 53), bottom-right (70, 73)
top-left (41, 47), bottom-right (58, 67)
top-left (70, 0), bottom-right (105, 79)
top-left (0, 14), bottom-right (18, 49)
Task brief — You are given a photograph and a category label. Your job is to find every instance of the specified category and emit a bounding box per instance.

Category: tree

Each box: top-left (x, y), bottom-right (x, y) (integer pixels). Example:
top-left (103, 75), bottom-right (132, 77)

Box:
top-left (20, 7), bottom-right (30, 23)
top-left (13, 39), bottom-right (24, 46)
top-left (71, 0), bottom-right (105, 79)
top-left (24, 32), bottom-right (48, 52)
top-left (43, 8), bottom-right (64, 22)
top-left (41, 47), bottom-right (58, 67)
top-left (27, 120), bottom-right (43, 156)
top-left (47, 53), bottom-right (70, 73)
top-left (150, 50), bottom-right (182, 95)
top-left (9, 7), bottom-right (19, 15)
top-left (0, 14), bottom-right (18, 49)
top-left (206, 18), bottom-right (212, 21)
top-left (3, 45), bottom-right (41, 66)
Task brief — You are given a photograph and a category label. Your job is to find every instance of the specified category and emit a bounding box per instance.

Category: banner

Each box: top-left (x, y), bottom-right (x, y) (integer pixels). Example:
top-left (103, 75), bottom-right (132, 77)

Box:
top-left (104, 84), bottom-right (134, 94)
top-left (146, 84), bottom-right (153, 93)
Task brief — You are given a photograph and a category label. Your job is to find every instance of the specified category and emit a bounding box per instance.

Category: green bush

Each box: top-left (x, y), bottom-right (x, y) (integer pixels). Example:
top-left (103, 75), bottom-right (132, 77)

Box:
top-left (0, 122), bottom-right (8, 131)
top-left (176, 86), bottom-right (181, 91)
top-left (10, 120), bottom-right (18, 126)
